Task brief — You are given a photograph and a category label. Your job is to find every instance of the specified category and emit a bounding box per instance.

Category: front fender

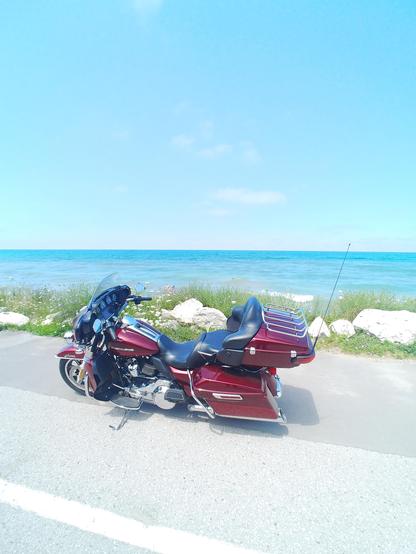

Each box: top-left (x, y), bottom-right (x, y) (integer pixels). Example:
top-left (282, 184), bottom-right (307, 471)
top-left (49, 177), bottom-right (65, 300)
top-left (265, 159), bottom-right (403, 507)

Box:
top-left (56, 343), bottom-right (84, 360)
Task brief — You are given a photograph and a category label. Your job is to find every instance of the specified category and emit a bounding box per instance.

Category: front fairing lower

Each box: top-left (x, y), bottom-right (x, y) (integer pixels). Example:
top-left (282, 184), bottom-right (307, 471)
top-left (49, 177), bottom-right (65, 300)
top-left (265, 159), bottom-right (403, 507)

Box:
top-left (56, 343), bottom-right (84, 360)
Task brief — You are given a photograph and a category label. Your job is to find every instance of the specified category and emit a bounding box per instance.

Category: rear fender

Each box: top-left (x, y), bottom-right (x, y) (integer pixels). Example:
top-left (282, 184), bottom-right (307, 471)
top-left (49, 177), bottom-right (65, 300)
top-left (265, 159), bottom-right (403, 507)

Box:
top-left (56, 343), bottom-right (84, 360)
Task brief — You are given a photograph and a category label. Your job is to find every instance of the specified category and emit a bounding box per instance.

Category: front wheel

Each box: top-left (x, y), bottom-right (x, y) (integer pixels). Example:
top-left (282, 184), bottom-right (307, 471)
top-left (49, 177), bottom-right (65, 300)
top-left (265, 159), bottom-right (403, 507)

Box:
top-left (59, 359), bottom-right (86, 395)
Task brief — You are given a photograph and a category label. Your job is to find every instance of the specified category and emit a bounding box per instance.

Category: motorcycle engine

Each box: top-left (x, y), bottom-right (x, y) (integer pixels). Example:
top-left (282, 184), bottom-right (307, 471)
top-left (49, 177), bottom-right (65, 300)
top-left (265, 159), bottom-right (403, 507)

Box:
top-left (129, 379), bottom-right (180, 409)
top-left (119, 358), bottom-right (185, 409)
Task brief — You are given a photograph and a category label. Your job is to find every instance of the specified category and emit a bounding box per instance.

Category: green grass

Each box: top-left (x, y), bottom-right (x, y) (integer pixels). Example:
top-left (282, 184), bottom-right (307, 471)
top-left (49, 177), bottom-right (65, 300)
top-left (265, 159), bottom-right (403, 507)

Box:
top-left (318, 331), bottom-right (416, 359)
top-left (0, 285), bottom-right (92, 337)
top-left (0, 285), bottom-right (415, 358)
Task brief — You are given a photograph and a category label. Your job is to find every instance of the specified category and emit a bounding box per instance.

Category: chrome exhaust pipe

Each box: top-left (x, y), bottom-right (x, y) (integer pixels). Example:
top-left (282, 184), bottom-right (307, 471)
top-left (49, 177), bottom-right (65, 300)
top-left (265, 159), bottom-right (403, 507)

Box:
top-left (188, 404), bottom-right (215, 416)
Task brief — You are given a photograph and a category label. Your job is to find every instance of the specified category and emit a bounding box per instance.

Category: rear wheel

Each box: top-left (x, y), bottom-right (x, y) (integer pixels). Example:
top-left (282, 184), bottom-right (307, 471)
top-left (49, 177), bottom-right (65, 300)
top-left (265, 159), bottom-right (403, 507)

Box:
top-left (59, 359), bottom-right (86, 395)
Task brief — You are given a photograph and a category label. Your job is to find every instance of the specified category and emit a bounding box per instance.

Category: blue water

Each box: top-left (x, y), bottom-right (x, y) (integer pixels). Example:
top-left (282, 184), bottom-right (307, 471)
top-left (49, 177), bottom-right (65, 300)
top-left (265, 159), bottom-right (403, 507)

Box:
top-left (0, 250), bottom-right (415, 297)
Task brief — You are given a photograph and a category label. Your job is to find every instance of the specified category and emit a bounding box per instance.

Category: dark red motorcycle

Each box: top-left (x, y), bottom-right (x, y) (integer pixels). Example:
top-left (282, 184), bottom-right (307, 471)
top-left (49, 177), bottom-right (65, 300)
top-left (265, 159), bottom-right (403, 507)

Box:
top-left (56, 274), bottom-right (315, 428)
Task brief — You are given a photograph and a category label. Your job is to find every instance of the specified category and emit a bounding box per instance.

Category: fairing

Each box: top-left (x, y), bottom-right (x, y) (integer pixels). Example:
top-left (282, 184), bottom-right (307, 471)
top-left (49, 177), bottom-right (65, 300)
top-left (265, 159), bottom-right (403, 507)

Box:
top-left (56, 343), bottom-right (84, 360)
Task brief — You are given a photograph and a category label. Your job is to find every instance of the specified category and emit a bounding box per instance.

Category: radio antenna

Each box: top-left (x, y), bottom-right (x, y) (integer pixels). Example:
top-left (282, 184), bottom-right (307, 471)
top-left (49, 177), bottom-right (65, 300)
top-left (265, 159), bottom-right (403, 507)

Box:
top-left (313, 242), bottom-right (351, 349)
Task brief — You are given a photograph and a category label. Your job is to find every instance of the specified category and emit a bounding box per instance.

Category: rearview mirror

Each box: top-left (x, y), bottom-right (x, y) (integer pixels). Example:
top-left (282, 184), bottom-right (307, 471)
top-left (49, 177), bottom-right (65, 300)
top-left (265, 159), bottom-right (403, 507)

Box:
top-left (93, 319), bottom-right (102, 333)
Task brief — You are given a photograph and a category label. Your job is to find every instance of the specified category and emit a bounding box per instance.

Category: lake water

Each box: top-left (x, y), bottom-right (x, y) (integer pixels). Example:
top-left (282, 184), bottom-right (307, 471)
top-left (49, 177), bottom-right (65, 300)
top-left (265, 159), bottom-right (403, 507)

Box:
top-left (0, 250), bottom-right (415, 297)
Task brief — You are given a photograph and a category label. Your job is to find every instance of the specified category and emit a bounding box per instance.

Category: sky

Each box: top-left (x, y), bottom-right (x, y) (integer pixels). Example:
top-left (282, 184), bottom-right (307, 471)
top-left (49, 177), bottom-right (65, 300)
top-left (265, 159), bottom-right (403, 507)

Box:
top-left (0, 0), bottom-right (415, 251)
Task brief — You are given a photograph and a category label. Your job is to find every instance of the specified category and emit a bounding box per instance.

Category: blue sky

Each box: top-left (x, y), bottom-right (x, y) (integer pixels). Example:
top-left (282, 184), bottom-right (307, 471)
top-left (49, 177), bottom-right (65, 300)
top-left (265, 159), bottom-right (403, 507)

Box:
top-left (0, 0), bottom-right (415, 251)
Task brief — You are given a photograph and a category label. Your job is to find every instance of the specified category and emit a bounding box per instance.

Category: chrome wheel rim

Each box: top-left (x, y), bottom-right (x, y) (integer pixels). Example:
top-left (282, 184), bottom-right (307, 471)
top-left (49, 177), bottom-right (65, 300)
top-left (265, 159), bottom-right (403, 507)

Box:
top-left (64, 360), bottom-right (85, 391)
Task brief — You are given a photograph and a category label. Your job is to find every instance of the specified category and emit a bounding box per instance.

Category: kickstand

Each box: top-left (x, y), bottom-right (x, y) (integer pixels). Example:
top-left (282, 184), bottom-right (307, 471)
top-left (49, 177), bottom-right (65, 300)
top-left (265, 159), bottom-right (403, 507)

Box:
top-left (110, 409), bottom-right (130, 431)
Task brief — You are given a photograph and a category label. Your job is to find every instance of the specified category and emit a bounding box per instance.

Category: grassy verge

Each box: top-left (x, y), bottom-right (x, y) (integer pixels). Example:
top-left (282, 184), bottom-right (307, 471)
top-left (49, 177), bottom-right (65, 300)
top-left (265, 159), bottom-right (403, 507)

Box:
top-left (0, 285), bottom-right (415, 359)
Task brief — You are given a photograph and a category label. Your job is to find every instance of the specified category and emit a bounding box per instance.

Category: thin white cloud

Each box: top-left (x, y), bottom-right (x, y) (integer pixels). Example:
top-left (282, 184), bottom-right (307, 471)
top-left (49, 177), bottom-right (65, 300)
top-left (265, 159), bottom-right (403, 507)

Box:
top-left (171, 134), bottom-right (195, 149)
top-left (241, 141), bottom-right (261, 164)
top-left (214, 188), bottom-right (286, 205)
top-left (198, 144), bottom-right (232, 159)
top-left (132, 0), bottom-right (163, 16)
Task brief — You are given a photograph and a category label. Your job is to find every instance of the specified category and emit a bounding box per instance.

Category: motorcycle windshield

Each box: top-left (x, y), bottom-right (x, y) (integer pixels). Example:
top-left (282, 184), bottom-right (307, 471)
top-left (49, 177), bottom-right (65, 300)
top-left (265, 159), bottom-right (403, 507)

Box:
top-left (88, 274), bottom-right (145, 307)
top-left (88, 273), bottom-right (120, 307)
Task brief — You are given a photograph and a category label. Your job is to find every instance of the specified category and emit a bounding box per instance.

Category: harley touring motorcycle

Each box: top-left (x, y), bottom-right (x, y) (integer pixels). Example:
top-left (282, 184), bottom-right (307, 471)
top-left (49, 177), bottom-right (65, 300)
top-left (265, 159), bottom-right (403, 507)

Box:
top-left (57, 274), bottom-right (315, 428)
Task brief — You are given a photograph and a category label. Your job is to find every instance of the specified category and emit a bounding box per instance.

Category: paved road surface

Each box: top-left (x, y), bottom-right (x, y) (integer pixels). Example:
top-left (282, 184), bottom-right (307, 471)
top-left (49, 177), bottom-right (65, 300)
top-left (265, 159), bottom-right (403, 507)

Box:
top-left (0, 331), bottom-right (415, 553)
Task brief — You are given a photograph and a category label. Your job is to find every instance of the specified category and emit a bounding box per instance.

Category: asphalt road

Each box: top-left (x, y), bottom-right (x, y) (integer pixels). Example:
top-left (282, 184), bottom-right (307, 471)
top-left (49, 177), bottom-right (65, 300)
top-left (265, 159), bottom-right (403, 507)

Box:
top-left (0, 330), bottom-right (415, 553)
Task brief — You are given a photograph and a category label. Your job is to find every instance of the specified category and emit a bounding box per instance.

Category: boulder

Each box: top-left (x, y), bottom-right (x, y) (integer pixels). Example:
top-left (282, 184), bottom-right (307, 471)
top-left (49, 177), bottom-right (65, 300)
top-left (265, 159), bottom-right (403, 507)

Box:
top-left (160, 308), bottom-right (176, 321)
top-left (160, 298), bottom-right (227, 329)
top-left (353, 309), bottom-right (416, 345)
top-left (170, 299), bottom-right (203, 324)
top-left (330, 319), bottom-right (355, 337)
top-left (192, 307), bottom-right (227, 330)
top-left (308, 317), bottom-right (330, 338)
top-left (0, 312), bottom-right (29, 326)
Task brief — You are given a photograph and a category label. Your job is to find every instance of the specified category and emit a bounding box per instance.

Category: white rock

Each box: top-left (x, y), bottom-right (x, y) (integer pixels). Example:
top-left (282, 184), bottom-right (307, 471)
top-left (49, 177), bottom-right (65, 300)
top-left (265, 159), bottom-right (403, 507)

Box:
top-left (170, 299), bottom-right (203, 324)
top-left (161, 319), bottom-right (179, 330)
top-left (308, 317), bottom-right (330, 338)
top-left (160, 298), bottom-right (226, 329)
top-left (353, 309), bottom-right (416, 345)
top-left (330, 319), bottom-right (355, 337)
top-left (192, 307), bottom-right (227, 330)
top-left (160, 308), bottom-right (176, 321)
top-left (0, 312), bottom-right (29, 326)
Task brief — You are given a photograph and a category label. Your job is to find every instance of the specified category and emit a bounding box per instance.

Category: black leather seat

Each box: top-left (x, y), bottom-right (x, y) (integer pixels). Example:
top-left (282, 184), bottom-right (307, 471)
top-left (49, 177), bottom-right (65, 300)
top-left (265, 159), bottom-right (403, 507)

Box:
top-left (157, 335), bottom-right (198, 370)
top-left (157, 330), bottom-right (230, 370)
top-left (157, 297), bottom-right (263, 370)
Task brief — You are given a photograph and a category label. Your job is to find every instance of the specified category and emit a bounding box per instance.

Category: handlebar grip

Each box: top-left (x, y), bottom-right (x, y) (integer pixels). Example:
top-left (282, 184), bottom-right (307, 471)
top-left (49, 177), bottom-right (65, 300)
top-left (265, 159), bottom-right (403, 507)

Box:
top-left (134, 296), bottom-right (152, 304)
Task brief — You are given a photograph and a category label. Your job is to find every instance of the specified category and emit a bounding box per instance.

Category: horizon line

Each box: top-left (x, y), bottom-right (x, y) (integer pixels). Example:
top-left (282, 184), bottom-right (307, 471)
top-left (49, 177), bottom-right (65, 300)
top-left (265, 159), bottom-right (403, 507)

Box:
top-left (0, 248), bottom-right (415, 254)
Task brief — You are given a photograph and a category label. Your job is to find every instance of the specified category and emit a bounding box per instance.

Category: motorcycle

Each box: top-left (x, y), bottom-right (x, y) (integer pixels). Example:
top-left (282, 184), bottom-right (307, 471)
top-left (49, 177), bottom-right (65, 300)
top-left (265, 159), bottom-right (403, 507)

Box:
top-left (56, 274), bottom-right (315, 429)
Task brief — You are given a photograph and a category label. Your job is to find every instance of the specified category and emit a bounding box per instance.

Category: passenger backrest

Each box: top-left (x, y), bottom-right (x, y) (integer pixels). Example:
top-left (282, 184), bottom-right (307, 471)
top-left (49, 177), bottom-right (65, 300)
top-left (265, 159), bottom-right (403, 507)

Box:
top-left (217, 297), bottom-right (263, 366)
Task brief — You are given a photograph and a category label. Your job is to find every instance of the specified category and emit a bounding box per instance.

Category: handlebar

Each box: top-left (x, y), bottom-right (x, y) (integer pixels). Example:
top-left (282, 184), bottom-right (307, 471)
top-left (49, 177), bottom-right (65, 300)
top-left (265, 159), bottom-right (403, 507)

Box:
top-left (131, 295), bottom-right (152, 305)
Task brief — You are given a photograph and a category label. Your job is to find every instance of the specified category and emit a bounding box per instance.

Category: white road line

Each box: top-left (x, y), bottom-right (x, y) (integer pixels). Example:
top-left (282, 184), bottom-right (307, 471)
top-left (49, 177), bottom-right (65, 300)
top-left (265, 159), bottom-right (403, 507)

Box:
top-left (0, 478), bottom-right (261, 554)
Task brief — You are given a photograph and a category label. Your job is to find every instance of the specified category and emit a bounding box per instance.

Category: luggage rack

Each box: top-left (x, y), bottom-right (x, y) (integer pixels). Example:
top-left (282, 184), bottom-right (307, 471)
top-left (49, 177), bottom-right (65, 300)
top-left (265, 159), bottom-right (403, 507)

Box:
top-left (262, 305), bottom-right (308, 339)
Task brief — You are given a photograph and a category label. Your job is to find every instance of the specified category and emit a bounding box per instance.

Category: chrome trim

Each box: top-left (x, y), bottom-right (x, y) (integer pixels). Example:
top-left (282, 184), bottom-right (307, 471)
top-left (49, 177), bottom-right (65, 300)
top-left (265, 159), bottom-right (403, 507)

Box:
top-left (262, 305), bottom-right (308, 339)
top-left (212, 393), bottom-right (243, 400)
top-left (188, 404), bottom-right (206, 413)
top-left (266, 384), bottom-right (281, 418)
top-left (121, 315), bottom-right (137, 327)
top-left (111, 347), bottom-right (136, 352)
top-left (274, 376), bottom-right (282, 398)
top-left (85, 374), bottom-right (92, 398)
top-left (216, 414), bottom-right (279, 422)
top-left (186, 368), bottom-right (215, 419)
top-left (127, 324), bottom-right (161, 342)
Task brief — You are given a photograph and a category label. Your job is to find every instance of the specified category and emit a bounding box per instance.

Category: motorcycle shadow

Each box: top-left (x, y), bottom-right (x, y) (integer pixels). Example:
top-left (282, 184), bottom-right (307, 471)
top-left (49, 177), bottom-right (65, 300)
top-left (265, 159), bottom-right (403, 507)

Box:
top-left (278, 385), bottom-right (320, 427)
top-left (104, 384), bottom-right (318, 438)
